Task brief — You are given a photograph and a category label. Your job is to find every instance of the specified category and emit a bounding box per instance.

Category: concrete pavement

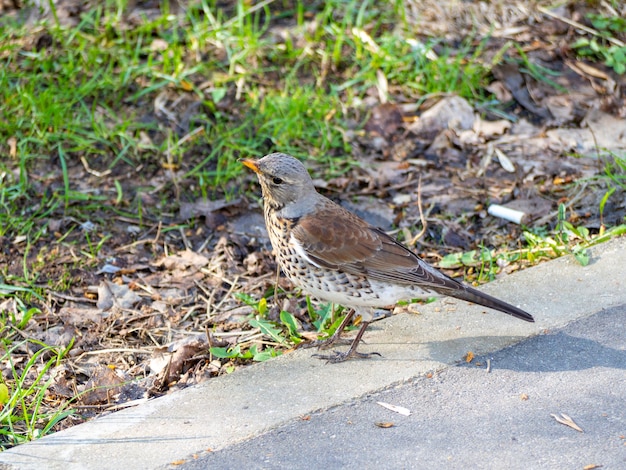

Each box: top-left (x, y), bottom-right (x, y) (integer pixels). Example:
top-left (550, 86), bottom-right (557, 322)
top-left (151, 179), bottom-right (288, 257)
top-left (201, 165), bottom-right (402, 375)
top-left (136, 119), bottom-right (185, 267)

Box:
top-left (0, 237), bottom-right (625, 469)
top-left (187, 304), bottom-right (626, 470)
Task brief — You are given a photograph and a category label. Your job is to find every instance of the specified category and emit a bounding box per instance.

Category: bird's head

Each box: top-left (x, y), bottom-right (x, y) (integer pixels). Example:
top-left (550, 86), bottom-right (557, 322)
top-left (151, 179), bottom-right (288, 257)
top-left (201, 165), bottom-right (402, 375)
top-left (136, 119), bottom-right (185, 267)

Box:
top-left (243, 153), bottom-right (317, 211)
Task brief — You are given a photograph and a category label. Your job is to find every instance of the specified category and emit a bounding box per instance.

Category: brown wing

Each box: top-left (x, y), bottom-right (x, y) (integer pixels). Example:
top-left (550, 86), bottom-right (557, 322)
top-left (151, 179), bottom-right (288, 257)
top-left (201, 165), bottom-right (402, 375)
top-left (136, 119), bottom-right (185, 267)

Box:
top-left (290, 203), bottom-right (383, 268)
top-left (292, 198), bottom-right (534, 322)
top-left (291, 199), bottom-right (464, 292)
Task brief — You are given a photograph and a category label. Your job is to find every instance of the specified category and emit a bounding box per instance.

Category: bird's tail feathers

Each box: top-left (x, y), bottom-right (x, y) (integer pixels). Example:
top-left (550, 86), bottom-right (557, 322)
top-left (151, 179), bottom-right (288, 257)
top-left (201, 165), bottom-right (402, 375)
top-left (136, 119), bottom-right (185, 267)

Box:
top-left (447, 285), bottom-right (534, 323)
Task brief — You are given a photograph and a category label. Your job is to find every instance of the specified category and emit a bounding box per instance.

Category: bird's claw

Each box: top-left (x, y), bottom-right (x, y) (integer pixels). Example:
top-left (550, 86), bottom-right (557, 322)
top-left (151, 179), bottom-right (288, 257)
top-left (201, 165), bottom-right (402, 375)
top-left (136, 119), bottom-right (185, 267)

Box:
top-left (312, 350), bottom-right (382, 363)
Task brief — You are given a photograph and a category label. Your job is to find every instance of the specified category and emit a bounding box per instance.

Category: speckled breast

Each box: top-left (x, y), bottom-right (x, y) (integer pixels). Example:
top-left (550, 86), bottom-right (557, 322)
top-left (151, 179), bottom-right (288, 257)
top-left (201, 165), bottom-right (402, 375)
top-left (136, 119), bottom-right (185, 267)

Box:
top-left (263, 208), bottom-right (428, 307)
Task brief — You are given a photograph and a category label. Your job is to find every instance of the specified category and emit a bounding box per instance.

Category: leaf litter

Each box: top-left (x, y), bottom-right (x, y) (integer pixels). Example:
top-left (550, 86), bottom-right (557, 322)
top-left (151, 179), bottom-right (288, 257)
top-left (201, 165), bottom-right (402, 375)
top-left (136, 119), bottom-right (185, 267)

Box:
top-left (551, 413), bottom-right (584, 433)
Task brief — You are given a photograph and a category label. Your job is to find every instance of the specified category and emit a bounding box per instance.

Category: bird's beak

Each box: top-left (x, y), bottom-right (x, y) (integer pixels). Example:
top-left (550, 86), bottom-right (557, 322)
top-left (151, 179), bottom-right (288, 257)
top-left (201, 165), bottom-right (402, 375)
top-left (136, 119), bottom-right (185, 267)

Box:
top-left (242, 159), bottom-right (260, 174)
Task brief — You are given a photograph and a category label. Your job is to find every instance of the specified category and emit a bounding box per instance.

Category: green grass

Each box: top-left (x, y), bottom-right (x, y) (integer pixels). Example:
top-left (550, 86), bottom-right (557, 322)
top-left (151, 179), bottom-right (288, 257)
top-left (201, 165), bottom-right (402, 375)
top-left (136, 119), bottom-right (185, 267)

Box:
top-left (0, 0), bottom-right (498, 251)
top-left (598, 151), bottom-right (626, 190)
top-left (0, 303), bottom-right (74, 450)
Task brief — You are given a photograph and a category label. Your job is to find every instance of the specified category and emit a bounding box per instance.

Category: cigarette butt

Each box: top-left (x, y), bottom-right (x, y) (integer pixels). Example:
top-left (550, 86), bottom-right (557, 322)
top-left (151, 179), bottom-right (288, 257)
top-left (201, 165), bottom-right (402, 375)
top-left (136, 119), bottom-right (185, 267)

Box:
top-left (488, 204), bottom-right (527, 225)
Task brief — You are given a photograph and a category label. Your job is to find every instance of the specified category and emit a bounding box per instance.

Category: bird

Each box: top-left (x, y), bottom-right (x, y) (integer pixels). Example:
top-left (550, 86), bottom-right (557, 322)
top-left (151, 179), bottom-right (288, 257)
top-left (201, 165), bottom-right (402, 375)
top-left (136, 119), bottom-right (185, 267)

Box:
top-left (243, 152), bottom-right (534, 362)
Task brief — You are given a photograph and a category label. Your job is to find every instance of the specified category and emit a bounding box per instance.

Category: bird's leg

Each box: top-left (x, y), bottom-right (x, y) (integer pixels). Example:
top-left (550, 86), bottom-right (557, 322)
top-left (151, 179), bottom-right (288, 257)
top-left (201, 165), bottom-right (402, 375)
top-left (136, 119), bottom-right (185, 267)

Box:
top-left (312, 321), bottom-right (381, 363)
top-left (299, 309), bottom-right (355, 350)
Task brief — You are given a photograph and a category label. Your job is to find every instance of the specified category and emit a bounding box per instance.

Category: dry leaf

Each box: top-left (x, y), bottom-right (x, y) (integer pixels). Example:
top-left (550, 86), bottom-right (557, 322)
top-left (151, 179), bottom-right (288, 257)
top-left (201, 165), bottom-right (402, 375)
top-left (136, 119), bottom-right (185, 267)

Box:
top-left (494, 147), bottom-right (516, 173)
top-left (375, 422), bottom-right (395, 428)
top-left (473, 117), bottom-right (511, 138)
top-left (58, 307), bottom-right (104, 327)
top-left (150, 38), bottom-right (169, 51)
top-left (377, 401), bottom-right (411, 416)
top-left (569, 60), bottom-right (610, 80)
top-left (464, 351), bottom-right (474, 363)
top-left (179, 79), bottom-right (193, 92)
top-left (80, 365), bottom-right (125, 405)
top-left (551, 413), bottom-right (583, 432)
top-left (97, 280), bottom-right (142, 310)
top-left (8, 136), bottom-right (17, 158)
top-left (352, 27), bottom-right (380, 54)
top-left (376, 69), bottom-right (388, 104)
top-left (364, 103), bottom-right (404, 140)
top-left (408, 96), bottom-right (475, 137)
top-left (156, 250), bottom-right (209, 271)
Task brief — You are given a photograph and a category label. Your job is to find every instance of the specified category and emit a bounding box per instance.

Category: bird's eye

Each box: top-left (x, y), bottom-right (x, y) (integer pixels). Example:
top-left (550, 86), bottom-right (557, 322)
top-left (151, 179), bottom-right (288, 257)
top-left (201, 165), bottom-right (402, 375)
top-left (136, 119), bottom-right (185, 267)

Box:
top-left (272, 177), bottom-right (284, 185)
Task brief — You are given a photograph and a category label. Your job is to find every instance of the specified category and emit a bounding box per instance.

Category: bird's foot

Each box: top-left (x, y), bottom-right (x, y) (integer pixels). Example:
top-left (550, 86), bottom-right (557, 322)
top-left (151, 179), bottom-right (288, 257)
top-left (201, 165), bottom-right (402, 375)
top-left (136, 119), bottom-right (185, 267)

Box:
top-left (312, 349), bottom-right (382, 363)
